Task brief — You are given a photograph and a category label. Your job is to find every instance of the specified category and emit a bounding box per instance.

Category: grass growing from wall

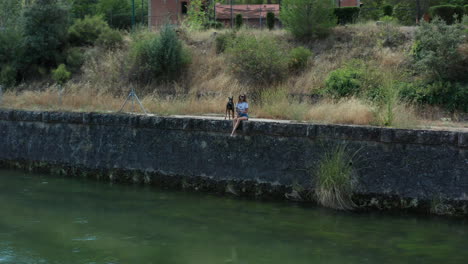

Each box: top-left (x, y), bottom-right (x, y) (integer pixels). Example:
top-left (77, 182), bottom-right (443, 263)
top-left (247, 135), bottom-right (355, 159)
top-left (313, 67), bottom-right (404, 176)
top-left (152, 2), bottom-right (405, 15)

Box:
top-left (314, 144), bottom-right (356, 210)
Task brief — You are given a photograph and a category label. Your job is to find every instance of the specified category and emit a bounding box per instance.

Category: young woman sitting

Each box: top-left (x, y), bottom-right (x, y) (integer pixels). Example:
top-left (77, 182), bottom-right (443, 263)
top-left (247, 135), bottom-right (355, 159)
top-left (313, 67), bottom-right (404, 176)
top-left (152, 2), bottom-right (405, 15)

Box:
top-left (231, 94), bottom-right (249, 137)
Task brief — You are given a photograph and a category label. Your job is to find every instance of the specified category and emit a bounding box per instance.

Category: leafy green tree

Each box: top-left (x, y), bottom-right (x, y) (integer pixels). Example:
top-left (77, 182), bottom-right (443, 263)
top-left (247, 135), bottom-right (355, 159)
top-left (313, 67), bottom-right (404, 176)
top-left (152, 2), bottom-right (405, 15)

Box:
top-left (186, 0), bottom-right (208, 30)
top-left (98, 0), bottom-right (131, 28)
top-left (266, 12), bottom-right (275, 30)
top-left (280, 0), bottom-right (336, 39)
top-left (71, 0), bottom-right (98, 19)
top-left (235, 14), bottom-right (243, 29)
top-left (22, 0), bottom-right (70, 69)
top-left (0, 0), bottom-right (22, 29)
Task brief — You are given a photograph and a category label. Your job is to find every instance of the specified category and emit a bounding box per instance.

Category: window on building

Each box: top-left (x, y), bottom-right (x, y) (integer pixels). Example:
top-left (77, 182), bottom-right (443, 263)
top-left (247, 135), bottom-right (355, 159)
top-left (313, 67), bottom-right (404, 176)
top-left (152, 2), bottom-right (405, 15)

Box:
top-left (181, 1), bottom-right (188, 14)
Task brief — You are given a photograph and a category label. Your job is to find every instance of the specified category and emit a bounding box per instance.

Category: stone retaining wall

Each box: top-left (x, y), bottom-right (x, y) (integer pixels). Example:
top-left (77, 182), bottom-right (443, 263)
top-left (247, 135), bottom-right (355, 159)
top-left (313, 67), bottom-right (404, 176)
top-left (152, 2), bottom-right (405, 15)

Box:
top-left (0, 109), bottom-right (467, 215)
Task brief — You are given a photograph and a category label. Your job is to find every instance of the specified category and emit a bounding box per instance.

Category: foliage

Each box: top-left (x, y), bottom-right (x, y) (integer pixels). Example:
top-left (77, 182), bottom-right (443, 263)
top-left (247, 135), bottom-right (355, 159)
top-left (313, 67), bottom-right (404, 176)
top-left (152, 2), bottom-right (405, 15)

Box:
top-left (97, 0), bottom-right (132, 28)
top-left (288, 47), bottom-right (312, 71)
top-left (22, 0), bottom-right (70, 69)
top-left (215, 31), bottom-right (236, 53)
top-left (429, 5), bottom-right (465, 24)
top-left (334, 7), bottom-right (360, 25)
top-left (394, 2), bottom-right (416, 25)
top-left (0, 0), bottom-right (22, 29)
top-left (186, 0), bottom-right (208, 30)
top-left (203, 21), bottom-right (224, 29)
top-left (382, 4), bottom-right (393, 16)
top-left (96, 28), bottom-right (124, 49)
top-left (412, 18), bottom-right (467, 82)
top-left (235, 14), bottom-right (243, 29)
top-left (52, 64), bottom-right (71, 85)
top-left (71, 0), bottom-right (98, 19)
top-left (0, 65), bottom-right (17, 87)
top-left (226, 33), bottom-right (288, 84)
top-left (314, 144), bottom-right (356, 210)
top-left (266, 12), bottom-right (275, 30)
top-left (325, 65), bottom-right (363, 98)
top-left (131, 24), bottom-right (190, 83)
top-left (68, 15), bottom-right (112, 46)
top-left (281, 0), bottom-right (336, 39)
top-left (400, 81), bottom-right (468, 112)
top-left (65, 47), bottom-right (86, 73)
top-left (0, 29), bottom-right (23, 81)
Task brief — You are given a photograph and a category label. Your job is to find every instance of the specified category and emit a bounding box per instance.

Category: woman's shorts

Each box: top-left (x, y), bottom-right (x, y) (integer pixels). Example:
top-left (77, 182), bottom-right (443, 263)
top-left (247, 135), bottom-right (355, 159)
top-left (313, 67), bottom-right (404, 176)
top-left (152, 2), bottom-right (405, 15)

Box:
top-left (239, 113), bottom-right (249, 118)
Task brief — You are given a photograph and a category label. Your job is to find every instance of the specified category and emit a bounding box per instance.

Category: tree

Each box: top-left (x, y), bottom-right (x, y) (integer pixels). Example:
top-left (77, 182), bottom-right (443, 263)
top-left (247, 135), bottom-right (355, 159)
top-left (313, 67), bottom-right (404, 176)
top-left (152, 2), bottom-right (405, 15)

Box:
top-left (22, 0), bottom-right (70, 69)
top-left (280, 0), bottom-right (336, 39)
top-left (186, 0), bottom-right (208, 30)
top-left (71, 0), bottom-right (98, 19)
top-left (0, 0), bottom-right (22, 29)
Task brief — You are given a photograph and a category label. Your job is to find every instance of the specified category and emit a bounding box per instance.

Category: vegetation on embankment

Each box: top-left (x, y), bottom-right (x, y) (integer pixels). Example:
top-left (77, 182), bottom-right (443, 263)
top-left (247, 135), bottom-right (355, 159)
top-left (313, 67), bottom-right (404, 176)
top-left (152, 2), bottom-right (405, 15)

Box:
top-left (0, 0), bottom-right (467, 129)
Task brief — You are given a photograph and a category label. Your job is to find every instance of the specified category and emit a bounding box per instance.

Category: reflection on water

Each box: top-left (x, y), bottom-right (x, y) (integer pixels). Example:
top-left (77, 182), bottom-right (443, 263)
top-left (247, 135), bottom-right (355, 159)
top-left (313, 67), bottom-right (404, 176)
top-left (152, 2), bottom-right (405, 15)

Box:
top-left (0, 169), bottom-right (467, 264)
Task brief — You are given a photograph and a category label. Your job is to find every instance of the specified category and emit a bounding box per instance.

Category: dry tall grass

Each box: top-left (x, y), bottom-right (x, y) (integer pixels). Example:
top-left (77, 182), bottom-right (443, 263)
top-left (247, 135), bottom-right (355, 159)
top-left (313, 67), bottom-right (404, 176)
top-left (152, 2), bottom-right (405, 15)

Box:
top-left (1, 24), bottom-right (464, 129)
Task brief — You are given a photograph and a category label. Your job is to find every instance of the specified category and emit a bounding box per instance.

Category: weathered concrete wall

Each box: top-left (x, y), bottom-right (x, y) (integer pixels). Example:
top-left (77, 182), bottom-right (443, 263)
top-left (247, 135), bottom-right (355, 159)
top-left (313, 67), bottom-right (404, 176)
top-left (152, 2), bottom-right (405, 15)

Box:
top-left (0, 109), bottom-right (467, 214)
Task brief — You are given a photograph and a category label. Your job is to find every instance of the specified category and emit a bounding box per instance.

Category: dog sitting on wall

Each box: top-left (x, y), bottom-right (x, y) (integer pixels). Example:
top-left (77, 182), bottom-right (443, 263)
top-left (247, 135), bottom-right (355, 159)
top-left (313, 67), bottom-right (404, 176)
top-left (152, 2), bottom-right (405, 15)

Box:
top-left (225, 97), bottom-right (235, 120)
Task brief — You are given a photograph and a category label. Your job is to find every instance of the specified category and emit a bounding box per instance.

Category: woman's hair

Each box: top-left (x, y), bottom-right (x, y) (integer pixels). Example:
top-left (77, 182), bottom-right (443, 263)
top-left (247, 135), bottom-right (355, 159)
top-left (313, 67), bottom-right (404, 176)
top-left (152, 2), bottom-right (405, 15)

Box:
top-left (239, 94), bottom-right (247, 102)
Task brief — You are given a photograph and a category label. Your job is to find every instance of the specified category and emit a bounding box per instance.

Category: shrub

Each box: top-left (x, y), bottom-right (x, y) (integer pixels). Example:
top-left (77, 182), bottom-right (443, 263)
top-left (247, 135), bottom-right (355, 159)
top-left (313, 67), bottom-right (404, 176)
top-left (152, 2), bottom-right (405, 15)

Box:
top-left (400, 81), bottom-right (468, 112)
top-left (288, 47), bottom-right (312, 71)
top-left (0, 29), bottom-right (23, 77)
top-left (334, 7), bottom-right (360, 25)
top-left (266, 12), bottom-right (275, 30)
top-left (314, 144), bottom-right (356, 210)
top-left (235, 14), bottom-right (243, 29)
top-left (382, 5), bottom-right (393, 17)
top-left (203, 21), bottom-right (224, 29)
top-left (52, 64), bottom-right (71, 85)
top-left (69, 15), bottom-right (112, 46)
top-left (394, 2), bottom-right (416, 25)
top-left (325, 66), bottom-right (363, 98)
top-left (22, 0), bottom-right (69, 69)
top-left (215, 31), bottom-right (236, 54)
top-left (96, 28), bottom-right (124, 49)
top-left (65, 47), bottom-right (86, 73)
top-left (379, 15), bottom-right (398, 24)
top-left (429, 5), bottom-right (464, 24)
top-left (131, 24), bottom-right (190, 83)
top-left (226, 33), bottom-right (288, 85)
top-left (0, 65), bottom-right (17, 87)
top-left (281, 0), bottom-right (336, 39)
top-left (412, 18), bottom-right (467, 82)
top-left (186, 0), bottom-right (208, 30)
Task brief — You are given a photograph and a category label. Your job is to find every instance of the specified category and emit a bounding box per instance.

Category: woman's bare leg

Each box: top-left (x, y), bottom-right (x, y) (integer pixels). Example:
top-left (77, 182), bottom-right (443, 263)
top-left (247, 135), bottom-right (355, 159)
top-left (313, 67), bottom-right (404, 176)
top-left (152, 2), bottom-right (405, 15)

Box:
top-left (231, 117), bottom-right (247, 136)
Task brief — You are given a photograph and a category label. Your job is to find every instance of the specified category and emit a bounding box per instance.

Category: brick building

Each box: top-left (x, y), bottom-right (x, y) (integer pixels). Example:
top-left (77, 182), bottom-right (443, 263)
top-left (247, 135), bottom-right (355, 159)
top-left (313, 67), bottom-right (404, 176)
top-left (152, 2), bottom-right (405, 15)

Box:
top-left (337, 0), bottom-right (362, 7)
top-left (148, 0), bottom-right (193, 28)
top-left (215, 3), bottom-right (280, 28)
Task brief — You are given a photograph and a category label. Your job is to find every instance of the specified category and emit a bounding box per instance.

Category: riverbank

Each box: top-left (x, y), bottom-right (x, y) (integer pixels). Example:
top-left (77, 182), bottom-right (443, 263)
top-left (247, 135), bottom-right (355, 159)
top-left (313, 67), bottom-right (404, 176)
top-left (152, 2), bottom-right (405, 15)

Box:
top-left (0, 109), bottom-right (467, 216)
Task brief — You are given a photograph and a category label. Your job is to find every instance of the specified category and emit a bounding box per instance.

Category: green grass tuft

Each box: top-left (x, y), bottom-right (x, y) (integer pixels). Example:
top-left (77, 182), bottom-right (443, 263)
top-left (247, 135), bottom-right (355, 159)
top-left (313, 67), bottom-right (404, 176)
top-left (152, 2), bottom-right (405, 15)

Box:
top-left (314, 144), bottom-right (356, 210)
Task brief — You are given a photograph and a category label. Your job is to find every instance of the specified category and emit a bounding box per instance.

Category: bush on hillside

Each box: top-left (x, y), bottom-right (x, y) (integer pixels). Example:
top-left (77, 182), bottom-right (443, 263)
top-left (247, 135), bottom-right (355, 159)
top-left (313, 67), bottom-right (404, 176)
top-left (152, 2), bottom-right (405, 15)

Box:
top-left (288, 47), bottom-right (312, 72)
top-left (215, 31), bottom-right (236, 53)
top-left (0, 65), bottom-right (17, 87)
top-left (131, 24), bottom-right (190, 83)
top-left (281, 0), bottom-right (336, 39)
top-left (334, 7), bottom-right (360, 25)
top-left (235, 14), bottom-right (243, 29)
top-left (226, 34), bottom-right (288, 85)
top-left (382, 5), bottom-right (393, 17)
top-left (65, 47), bottom-right (86, 73)
top-left (267, 12), bottom-right (275, 30)
top-left (22, 0), bottom-right (69, 69)
top-left (394, 2), bottom-right (417, 25)
top-left (96, 28), bottom-right (124, 49)
top-left (429, 5), bottom-right (464, 24)
top-left (0, 29), bottom-right (23, 85)
top-left (52, 64), bottom-right (71, 85)
top-left (400, 81), bottom-right (468, 112)
top-left (203, 21), bottom-right (224, 29)
top-left (325, 66), bottom-right (363, 98)
top-left (412, 18), bottom-right (467, 82)
top-left (69, 15), bottom-right (114, 46)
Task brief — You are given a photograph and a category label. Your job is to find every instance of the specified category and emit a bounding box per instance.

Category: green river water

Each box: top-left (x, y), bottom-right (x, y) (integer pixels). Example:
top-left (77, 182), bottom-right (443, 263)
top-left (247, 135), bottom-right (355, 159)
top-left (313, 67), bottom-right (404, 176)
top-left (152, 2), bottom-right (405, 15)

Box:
top-left (0, 169), bottom-right (467, 264)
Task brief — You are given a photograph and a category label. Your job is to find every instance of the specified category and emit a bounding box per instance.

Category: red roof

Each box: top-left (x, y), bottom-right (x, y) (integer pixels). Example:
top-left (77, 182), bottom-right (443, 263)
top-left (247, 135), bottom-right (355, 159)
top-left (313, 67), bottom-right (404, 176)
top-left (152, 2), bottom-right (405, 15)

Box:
top-left (215, 4), bottom-right (280, 20)
top-left (339, 0), bottom-right (360, 7)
